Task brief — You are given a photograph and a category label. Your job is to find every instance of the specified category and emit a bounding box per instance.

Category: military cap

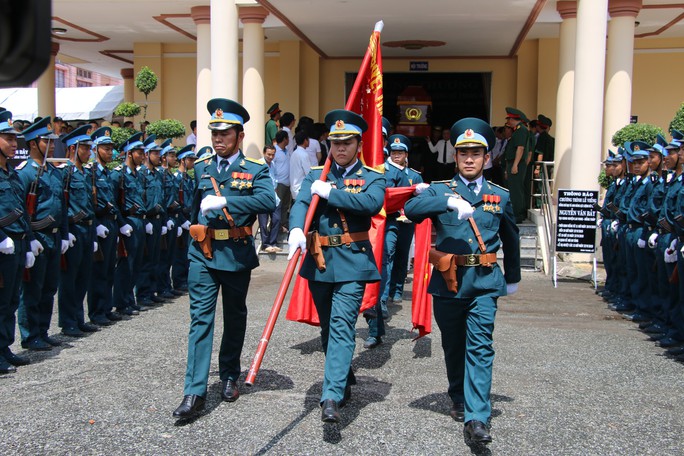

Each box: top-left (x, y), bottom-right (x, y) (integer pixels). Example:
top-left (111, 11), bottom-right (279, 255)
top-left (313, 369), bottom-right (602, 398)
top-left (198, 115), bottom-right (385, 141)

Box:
top-left (652, 134), bottom-right (668, 155)
top-left (207, 98), bottom-right (250, 131)
top-left (159, 139), bottom-right (174, 156)
top-left (603, 150), bottom-right (616, 164)
top-left (624, 141), bottom-right (649, 159)
top-left (537, 114), bottom-right (552, 128)
top-left (450, 117), bottom-right (496, 151)
top-left (388, 134), bottom-right (411, 152)
top-left (324, 109), bottom-right (367, 141)
top-left (382, 117), bottom-right (392, 137)
top-left (21, 116), bottom-right (59, 142)
top-left (0, 110), bottom-right (17, 135)
top-left (91, 127), bottom-right (113, 146)
top-left (614, 146), bottom-right (625, 162)
top-left (197, 146), bottom-right (213, 159)
top-left (672, 129), bottom-right (684, 141)
top-left (505, 107), bottom-right (528, 123)
top-left (143, 134), bottom-right (161, 153)
top-left (121, 132), bottom-right (144, 153)
top-left (266, 103), bottom-right (281, 116)
top-left (177, 144), bottom-right (197, 160)
top-left (62, 124), bottom-right (93, 147)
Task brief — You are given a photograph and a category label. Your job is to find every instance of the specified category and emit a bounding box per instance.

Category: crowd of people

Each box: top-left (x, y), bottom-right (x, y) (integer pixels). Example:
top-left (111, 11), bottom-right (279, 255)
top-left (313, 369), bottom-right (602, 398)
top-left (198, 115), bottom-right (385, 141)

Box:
top-left (598, 131), bottom-right (684, 361)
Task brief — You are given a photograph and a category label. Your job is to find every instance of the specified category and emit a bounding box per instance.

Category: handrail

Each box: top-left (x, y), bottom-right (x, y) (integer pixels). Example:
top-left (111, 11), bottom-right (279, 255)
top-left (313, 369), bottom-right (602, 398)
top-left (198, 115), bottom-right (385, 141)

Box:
top-left (537, 161), bottom-right (555, 273)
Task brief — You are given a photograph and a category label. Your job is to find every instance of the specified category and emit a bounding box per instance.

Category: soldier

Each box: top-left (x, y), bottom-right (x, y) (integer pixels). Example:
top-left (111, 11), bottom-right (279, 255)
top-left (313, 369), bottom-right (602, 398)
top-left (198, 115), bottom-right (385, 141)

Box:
top-left (57, 125), bottom-right (99, 336)
top-left (598, 151), bottom-right (619, 302)
top-left (172, 98), bottom-right (275, 419)
top-left (503, 107), bottom-right (530, 224)
top-left (265, 102), bottom-right (281, 146)
top-left (287, 109), bottom-right (386, 423)
top-left (157, 141), bottom-right (183, 299)
top-left (404, 118), bottom-right (520, 446)
top-left (16, 117), bottom-right (70, 351)
top-left (110, 133), bottom-right (147, 317)
top-left (171, 145), bottom-right (198, 293)
top-left (0, 110), bottom-right (32, 372)
top-left (87, 126), bottom-right (124, 325)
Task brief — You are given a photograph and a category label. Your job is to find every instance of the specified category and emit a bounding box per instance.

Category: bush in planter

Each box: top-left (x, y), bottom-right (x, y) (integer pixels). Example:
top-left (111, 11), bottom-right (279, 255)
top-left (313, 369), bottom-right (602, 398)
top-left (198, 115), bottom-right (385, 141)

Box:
top-left (598, 168), bottom-right (612, 189)
top-left (145, 119), bottom-right (186, 140)
top-left (669, 102), bottom-right (684, 134)
top-left (135, 66), bottom-right (158, 121)
top-left (113, 102), bottom-right (141, 118)
top-left (611, 123), bottom-right (663, 147)
top-left (110, 126), bottom-right (138, 150)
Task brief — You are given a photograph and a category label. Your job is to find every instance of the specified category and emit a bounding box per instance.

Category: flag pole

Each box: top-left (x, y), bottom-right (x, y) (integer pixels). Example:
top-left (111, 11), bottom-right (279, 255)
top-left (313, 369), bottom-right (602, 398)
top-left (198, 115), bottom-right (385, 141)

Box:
top-left (245, 21), bottom-right (384, 386)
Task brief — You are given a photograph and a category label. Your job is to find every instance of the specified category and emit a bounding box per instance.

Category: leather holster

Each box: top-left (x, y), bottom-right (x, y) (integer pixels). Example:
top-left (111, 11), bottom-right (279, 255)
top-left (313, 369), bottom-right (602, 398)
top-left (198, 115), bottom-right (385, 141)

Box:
top-left (306, 231), bottom-right (326, 271)
top-left (190, 224), bottom-right (212, 259)
top-left (429, 249), bottom-right (458, 293)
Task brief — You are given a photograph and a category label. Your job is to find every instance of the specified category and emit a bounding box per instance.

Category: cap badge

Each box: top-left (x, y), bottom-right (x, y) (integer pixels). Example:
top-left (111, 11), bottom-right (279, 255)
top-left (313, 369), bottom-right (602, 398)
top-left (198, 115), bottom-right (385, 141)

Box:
top-left (335, 120), bottom-right (345, 130)
top-left (633, 145), bottom-right (640, 151)
top-left (104, 130), bottom-right (111, 136)
top-left (6, 118), bottom-right (11, 127)
top-left (47, 123), bottom-right (52, 131)
top-left (394, 137), bottom-right (401, 144)
top-left (464, 129), bottom-right (474, 139)
top-left (215, 108), bottom-right (224, 119)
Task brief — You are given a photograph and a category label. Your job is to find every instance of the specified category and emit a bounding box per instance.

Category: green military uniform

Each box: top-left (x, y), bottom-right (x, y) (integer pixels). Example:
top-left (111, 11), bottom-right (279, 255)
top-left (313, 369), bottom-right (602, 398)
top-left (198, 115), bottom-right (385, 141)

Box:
top-left (503, 107), bottom-right (529, 223)
top-left (265, 102), bottom-right (280, 146)
top-left (404, 118), bottom-right (520, 442)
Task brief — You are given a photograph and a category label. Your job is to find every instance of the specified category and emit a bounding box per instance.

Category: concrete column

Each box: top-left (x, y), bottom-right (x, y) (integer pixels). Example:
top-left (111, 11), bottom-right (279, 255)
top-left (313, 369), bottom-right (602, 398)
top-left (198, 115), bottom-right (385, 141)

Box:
top-left (211, 0), bottom-right (239, 99)
top-left (553, 2), bottom-right (577, 193)
top-left (569, 0), bottom-right (608, 191)
top-left (602, 0), bottom-right (642, 155)
top-left (37, 42), bottom-right (59, 117)
top-left (120, 68), bottom-right (135, 103)
top-left (239, 6), bottom-right (268, 159)
top-left (192, 6), bottom-right (212, 148)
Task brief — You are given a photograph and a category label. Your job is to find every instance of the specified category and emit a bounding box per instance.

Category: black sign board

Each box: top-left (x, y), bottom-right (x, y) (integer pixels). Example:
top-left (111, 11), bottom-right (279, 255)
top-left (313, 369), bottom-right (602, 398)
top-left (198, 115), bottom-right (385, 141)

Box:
top-left (409, 61), bottom-right (428, 72)
top-left (630, 115), bottom-right (638, 124)
top-left (555, 189), bottom-right (599, 254)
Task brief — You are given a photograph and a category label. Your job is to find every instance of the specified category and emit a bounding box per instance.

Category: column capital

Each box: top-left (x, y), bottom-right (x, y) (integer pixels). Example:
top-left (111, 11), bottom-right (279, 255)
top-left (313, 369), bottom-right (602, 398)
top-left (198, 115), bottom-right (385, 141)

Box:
top-left (608, 0), bottom-right (642, 18)
top-left (557, 1), bottom-right (577, 20)
top-left (120, 68), bottom-right (134, 79)
top-left (50, 42), bottom-right (60, 56)
top-left (191, 5), bottom-right (211, 25)
top-left (239, 6), bottom-right (268, 24)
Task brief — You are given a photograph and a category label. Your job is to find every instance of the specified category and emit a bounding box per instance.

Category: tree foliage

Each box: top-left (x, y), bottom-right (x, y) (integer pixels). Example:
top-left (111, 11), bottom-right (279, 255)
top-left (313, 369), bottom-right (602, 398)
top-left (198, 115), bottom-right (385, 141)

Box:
top-left (145, 119), bottom-right (186, 139)
top-left (113, 102), bottom-right (141, 118)
top-left (669, 102), bottom-right (684, 134)
top-left (611, 123), bottom-right (663, 147)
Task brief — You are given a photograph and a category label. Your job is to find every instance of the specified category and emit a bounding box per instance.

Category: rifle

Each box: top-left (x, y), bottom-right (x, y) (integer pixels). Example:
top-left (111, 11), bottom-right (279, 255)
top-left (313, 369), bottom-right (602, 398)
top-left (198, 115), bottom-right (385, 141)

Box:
top-left (117, 151), bottom-right (129, 258)
top-left (26, 143), bottom-right (49, 218)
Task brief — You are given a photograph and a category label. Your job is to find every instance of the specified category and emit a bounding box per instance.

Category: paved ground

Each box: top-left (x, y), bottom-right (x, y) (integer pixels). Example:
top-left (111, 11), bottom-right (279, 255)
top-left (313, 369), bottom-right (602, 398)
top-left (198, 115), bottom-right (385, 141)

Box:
top-left (1, 260), bottom-right (683, 455)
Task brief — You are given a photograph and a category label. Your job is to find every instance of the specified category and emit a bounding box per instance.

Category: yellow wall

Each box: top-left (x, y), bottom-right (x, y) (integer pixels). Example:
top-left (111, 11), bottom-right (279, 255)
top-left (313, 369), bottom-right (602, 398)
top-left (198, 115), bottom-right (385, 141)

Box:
top-left (517, 40), bottom-right (539, 119)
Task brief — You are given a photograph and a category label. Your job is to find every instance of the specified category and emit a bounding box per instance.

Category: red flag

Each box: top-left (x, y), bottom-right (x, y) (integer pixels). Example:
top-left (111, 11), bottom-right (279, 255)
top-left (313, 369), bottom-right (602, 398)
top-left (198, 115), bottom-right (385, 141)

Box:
top-left (411, 218), bottom-right (433, 339)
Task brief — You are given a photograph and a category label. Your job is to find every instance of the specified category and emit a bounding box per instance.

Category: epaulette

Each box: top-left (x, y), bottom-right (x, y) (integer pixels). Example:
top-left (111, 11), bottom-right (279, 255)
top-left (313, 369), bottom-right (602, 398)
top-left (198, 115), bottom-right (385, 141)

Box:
top-left (196, 153), bottom-right (215, 164)
top-left (56, 163), bottom-right (68, 169)
top-left (432, 179), bottom-right (450, 184)
top-left (409, 168), bottom-right (422, 175)
top-left (84, 162), bottom-right (93, 169)
top-left (114, 165), bottom-right (123, 171)
top-left (363, 165), bottom-right (382, 174)
top-left (244, 156), bottom-right (264, 165)
top-left (311, 166), bottom-right (324, 170)
top-left (15, 160), bottom-right (27, 170)
top-left (487, 181), bottom-right (510, 192)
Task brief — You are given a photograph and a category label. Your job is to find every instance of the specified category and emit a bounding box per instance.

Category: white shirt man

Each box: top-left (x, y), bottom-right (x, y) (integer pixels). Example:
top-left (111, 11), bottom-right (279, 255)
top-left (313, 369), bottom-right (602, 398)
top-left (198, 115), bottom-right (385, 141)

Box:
top-left (427, 135), bottom-right (455, 165)
top-left (305, 136), bottom-right (322, 167)
top-left (289, 142), bottom-right (310, 199)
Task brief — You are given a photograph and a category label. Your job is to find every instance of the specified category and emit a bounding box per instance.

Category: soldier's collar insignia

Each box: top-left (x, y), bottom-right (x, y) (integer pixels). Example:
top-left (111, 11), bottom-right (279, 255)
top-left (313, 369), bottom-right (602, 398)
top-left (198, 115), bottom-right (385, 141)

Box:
top-left (335, 120), bottom-right (345, 130)
top-left (356, 169), bottom-right (362, 175)
top-left (240, 159), bottom-right (246, 166)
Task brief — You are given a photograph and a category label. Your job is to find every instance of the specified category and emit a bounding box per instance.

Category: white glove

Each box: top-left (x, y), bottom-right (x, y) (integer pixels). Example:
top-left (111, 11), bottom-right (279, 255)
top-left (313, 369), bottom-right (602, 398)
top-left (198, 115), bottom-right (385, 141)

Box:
top-left (648, 232), bottom-right (658, 248)
top-left (68, 232), bottom-right (76, 247)
top-left (287, 227), bottom-right (307, 260)
top-left (669, 239), bottom-right (678, 252)
top-left (506, 283), bottom-right (519, 295)
top-left (0, 237), bottom-right (15, 255)
top-left (681, 244), bottom-right (684, 255)
top-left (61, 239), bottom-right (69, 254)
top-left (145, 223), bottom-right (153, 235)
top-left (93, 242), bottom-right (99, 253)
top-left (25, 251), bottom-right (35, 268)
top-left (181, 220), bottom-right (191, 230)
top-left (161, 226), bottom-right (168, 236)
top-left (119, 224), bottom-right (133, 237)
top-left (30, 239), bottom-right (44, 256)
top-left (413, 182), bottom-right (430, 196)
top-left (610, 220), bottom-right (619, 233)
top-left (665, 249), bottom-right (678, 263)
top-left (200, 195), bottom-right (227, 215)
top-left (310, 180), bottom-right (332, 200)
top-left (96, 224), bottom-right (109, 238)
top-left (166, 220), bottom-right (174, 231)
top-left (637, 239), bottom-right (646, 249)
top-left (177, 226), bottom-right (183, 237)
top-left (447, 196), bottom-right (474, 220)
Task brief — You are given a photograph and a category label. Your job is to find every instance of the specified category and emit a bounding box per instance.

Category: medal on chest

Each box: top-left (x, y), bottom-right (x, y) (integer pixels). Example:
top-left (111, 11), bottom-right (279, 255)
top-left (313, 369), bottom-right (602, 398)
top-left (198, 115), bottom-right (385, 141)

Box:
top-left (231, 172), bottom-right (253, 190)
top-left (483, 194), bottom-right (501, 212)
top-left (343, 178), bottom-right (364, 193)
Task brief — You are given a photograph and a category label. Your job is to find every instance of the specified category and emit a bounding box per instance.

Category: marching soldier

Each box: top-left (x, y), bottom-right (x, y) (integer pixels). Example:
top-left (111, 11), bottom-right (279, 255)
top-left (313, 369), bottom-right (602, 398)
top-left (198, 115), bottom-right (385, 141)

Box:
top-left (88, 126), bottom-right (124, 325)
top-left (171, 144), bottom-right (198, 292)
top-left (16, 117), bottom-right (70, 351)
top-left (287, 109), bottom-right (386, 423)
top-left (598, 151), bottom-right (619, 302)
top-left (503, 107), bottom-right (530, 224)
top-left (173, 98), bottom-right (275, 419)
top-left (0, 110), bottom-right (32, 372)
top-left (157, 141), bottom-right (183, 299)
top-left (110, 133), bottom-right (146, 317)
top-left (404, 118), bottom-right (520, 446)
top-left (57, 125), bottom-right (99, 336)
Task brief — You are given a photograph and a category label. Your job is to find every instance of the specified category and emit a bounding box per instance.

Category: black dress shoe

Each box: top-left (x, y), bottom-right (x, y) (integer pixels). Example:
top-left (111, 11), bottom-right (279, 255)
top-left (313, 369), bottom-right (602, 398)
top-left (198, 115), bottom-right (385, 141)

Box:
top-left (339, 385), bottom-right (351, 408)
top-left (0, 358), bottom-right (16, 374)
top-left (138, 298), bottom-right (156, 307)
top-left (175, 286), bottom-right (188, 292)
top-left (105, 311), bottom-right (123, 321)
top-left (91, 318), bottom-right (114, 327)
top-left (667, 346), bottom-right (684, 356)
top-left (23, 338), bottom-right (52, 351)
top-left (2, 348), bottom-right (30, 366)
top-left (172, 395), bottom-right (205, 418)
top-left (464, 420), bottom-right (492, 445)
top-left (42, 335), bottom-right (62, 346)
top-left (151, 295), bottom-right (167, 304)
top-left (159, 291), bottom-right (176, 300)
top-left (221, 380), bottom-right (240, 402)
top-left (62, 327), bottom-right (85, 337)
top-left (450, 402), bottom-right (465, 422)
top-left (132, 304), bottom-right (151, 312)
top-left (321, 399), bottom-right (340, 423)
top-left (79, 322), bottom-right (100, 333)
top-left (120, 307), bottom-right (139, 316)
top-left (171, 289), bottom-right (185, 296)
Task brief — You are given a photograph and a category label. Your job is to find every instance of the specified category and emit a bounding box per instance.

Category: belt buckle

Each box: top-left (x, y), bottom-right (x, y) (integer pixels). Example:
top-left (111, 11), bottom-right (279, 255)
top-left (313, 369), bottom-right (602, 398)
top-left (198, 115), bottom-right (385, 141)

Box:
top-left (328, 234), bottom-right (342, 247)
top-left (466, 254), bottom-right (478, 266)
top-left (214, 229), bottom-right (229, 241)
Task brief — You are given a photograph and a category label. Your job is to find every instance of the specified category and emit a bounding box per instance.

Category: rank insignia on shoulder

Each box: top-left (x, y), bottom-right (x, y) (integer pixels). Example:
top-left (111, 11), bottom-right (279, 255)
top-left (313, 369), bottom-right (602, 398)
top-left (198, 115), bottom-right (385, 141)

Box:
top-left (483, 194), bottom-right (501, 212)
top-left (244, 156), bottom-right (262, 165)
top-left (15, 161), bottom-right (27, 170)
top-left (343, 179), bottom-right (364, 193)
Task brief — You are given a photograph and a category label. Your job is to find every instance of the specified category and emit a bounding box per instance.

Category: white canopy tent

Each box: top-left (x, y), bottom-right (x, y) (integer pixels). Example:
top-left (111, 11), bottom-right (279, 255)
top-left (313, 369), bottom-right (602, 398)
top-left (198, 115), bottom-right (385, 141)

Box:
top-left (0, 85), bottom-right (124, 122)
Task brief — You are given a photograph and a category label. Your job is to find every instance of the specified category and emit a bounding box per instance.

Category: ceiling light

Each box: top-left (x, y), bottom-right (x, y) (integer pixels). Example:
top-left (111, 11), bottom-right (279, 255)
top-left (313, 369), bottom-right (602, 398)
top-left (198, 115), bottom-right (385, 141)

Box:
top-left (52, 27), bottom-right (67, 35)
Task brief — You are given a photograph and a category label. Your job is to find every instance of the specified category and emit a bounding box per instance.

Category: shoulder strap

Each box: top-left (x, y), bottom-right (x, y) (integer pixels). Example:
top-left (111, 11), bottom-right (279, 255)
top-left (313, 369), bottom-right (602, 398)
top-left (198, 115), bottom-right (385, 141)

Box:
top-left (209, 176), bottom-right (236, 228)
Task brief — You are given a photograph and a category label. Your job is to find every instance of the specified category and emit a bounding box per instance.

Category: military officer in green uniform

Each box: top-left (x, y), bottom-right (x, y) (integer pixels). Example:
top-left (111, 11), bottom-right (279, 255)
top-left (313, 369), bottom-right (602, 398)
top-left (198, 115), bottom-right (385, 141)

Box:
top-left (173, 98), bottom-right (275, 419)
top-left (405, 118), bottom-right (521, 446)
top-left (58, 125), bottom-right (100, 336)
top-left (87, 126), bottom-right (123, 325)
top-left (287, 109), bottom-right (386, 423)
top-left (0, 110), bottom-right (32, 372)
top-left (503, 107), bottom-right (529, 223)
top-left (265, 102), bottom-right (281, 146)
top-left (157, 140), bottom-right (183, 299)
top-left (171, 145), bottom-right (198, 292)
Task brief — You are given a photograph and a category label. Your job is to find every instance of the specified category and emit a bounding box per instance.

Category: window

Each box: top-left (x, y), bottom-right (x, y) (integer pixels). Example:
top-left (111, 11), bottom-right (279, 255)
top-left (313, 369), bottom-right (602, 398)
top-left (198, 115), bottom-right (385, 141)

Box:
top-left (55, 69), bottom-right (66, 88)
top-left (77, 80), bottom-right (92, 88)
top-left (77, 68), bottom-right (92, 79)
